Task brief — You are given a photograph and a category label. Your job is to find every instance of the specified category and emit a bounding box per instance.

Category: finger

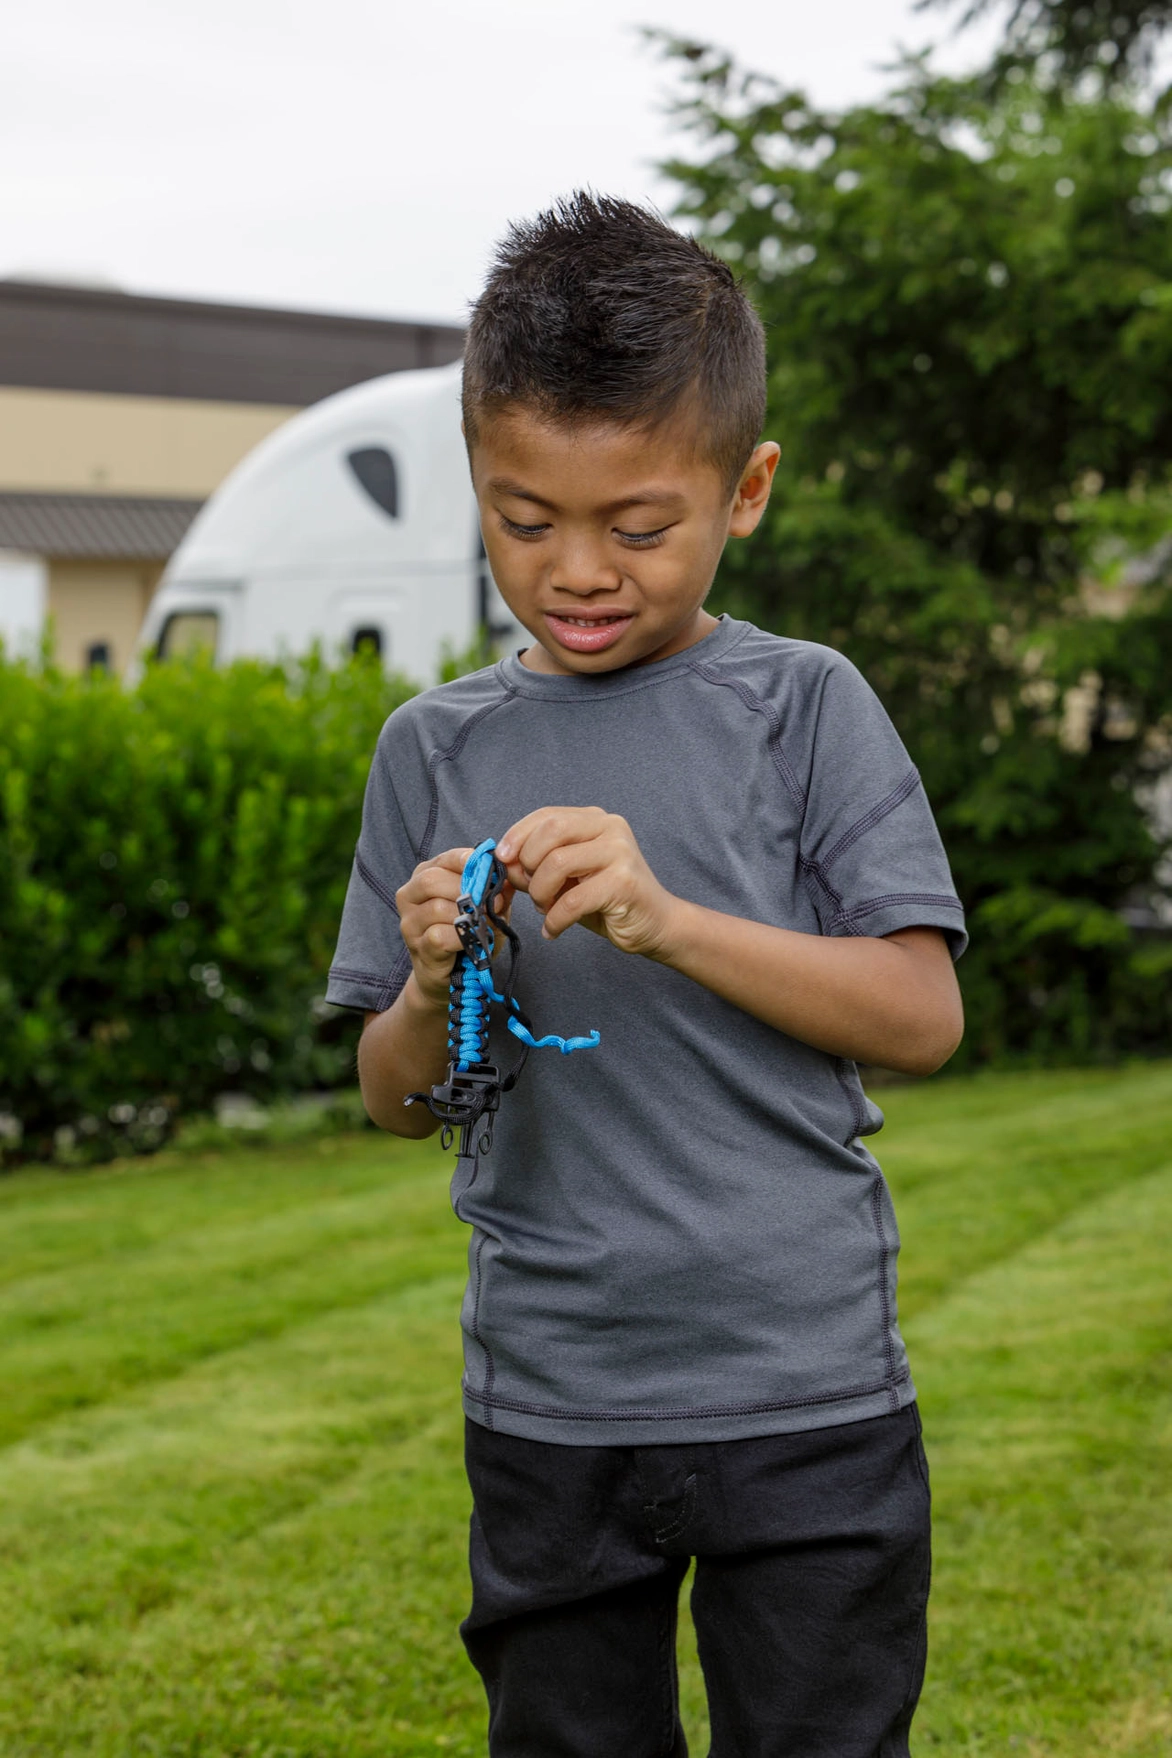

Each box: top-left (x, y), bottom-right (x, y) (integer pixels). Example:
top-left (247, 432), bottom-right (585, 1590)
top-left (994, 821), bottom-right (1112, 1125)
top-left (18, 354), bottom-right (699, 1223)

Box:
top-left (494, 811), bottom-right (552, 865)
top-left (488, 878), bottom-right (516, 915)
top-left (497, 808), bottom-right (608, 867)
top-left (407, 896), bottom-right (461, 934)
top-left (418, 921), bottom-right (462, 961)
top-left (525, 837), bottom-right (612, 913)
top-left (397, 864), bottom-right (467, 909)
top-left (540, 873), bottom-right (613, 941)
top-left (498, 808), bottom-right (611, 877)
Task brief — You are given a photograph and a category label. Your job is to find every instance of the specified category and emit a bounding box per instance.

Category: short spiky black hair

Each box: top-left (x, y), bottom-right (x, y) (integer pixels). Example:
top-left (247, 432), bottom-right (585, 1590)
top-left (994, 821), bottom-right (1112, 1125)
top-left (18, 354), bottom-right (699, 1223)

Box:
top-left (462, 192), bottom-right (767, 492)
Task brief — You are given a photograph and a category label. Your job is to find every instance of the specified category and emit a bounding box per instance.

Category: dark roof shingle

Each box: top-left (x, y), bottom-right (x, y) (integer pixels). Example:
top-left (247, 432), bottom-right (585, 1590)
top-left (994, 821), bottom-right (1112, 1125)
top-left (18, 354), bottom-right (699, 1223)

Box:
top-left (0, 492), bottom-right (203, 558)
top-left (0, 280), bottom-right (465, 406)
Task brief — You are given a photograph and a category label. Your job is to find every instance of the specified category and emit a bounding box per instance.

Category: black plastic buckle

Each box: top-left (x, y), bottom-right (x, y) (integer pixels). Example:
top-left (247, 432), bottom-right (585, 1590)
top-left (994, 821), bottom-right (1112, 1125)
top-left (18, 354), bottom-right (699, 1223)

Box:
top-left (406, 1061), bottom-right (502, 1157)
top-left (454, 894), bottom-right (494, 965)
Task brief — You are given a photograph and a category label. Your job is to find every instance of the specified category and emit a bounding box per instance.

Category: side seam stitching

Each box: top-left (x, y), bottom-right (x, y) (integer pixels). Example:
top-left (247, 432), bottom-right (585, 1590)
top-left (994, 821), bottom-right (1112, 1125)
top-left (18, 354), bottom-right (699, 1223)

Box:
top-left (870, 1176), bottom-right (902, 1412)
top-left (834, 1057), bottom-right (870, 1142)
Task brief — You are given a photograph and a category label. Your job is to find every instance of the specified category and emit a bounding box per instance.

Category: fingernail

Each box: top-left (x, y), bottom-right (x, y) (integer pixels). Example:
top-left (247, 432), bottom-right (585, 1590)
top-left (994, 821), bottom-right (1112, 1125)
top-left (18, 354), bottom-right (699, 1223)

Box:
top-left (497, 842), bottom-right (512, 860)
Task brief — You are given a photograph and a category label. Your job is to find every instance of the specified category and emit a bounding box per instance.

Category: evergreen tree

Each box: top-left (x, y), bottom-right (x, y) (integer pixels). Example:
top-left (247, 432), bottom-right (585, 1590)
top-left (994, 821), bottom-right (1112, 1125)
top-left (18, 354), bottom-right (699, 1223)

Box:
top-left (656, 35), bottom-right (1172, 1060)
top-left (924, 0), bottom-right (1172, 87)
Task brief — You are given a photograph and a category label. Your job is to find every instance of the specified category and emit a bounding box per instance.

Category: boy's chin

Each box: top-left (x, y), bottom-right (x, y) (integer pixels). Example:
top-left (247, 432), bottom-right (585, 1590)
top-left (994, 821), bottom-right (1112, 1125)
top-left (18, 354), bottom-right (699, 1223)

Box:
top-left (521, 635), bottom-right (632, 677)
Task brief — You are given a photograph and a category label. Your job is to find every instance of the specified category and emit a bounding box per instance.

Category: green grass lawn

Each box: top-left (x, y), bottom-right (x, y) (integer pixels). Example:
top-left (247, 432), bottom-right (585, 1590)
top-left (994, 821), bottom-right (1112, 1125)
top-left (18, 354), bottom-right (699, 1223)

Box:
top-left (0, 1065), bottom-right (1169, 1756)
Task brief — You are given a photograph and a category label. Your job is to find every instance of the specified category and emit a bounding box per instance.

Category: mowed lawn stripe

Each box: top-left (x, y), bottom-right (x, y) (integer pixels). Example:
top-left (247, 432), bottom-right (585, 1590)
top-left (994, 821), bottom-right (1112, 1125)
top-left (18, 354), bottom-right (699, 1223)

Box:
top-left (906, 1158), bottom-right (1172, 1755)
top-left (0, 1065), bottom-right (1167, 1754)
top-left (0, 1269), bottom-right (478, 1755)
top-left (876, 1064), bottom-right (1172, 1319)
top-left (0, 1135), bottom-right (460, 1448)
top-left (0, 1134), bottom-right (433, 1286)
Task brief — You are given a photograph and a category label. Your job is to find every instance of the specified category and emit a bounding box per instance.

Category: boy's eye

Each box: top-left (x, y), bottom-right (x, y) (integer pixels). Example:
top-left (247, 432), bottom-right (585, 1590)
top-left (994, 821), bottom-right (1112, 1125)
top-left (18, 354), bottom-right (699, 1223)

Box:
top-left (499, 515), bottom-right (549, 540)
top-left (497, 514), bottom-right (671, 547)
top-left (615, 526), bottom-right (669, 548)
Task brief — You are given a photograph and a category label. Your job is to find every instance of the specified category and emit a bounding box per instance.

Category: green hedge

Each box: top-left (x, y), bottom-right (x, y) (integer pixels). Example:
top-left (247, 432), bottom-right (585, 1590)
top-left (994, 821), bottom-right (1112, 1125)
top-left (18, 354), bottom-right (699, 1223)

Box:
top-left (3, 640), bottom-right (1169, 1168)
top-left (0, 652), bottom-right (414, 1165)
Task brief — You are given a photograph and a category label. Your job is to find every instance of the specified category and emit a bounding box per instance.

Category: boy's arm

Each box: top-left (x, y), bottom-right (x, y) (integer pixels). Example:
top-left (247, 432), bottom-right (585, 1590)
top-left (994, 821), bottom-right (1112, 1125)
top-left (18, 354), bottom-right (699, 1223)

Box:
top-left (497, 809), bottom-right (963, 1078)
top-left (358, 981), bottom-right (450, 1137)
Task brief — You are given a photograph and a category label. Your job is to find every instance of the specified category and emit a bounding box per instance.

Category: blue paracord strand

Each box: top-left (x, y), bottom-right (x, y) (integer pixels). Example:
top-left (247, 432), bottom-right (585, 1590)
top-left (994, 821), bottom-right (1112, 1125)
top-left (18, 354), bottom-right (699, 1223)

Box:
top-left (452, 838), bottom-right (599, 1070)
top-left (454, 957), bottom-right (488, 1068)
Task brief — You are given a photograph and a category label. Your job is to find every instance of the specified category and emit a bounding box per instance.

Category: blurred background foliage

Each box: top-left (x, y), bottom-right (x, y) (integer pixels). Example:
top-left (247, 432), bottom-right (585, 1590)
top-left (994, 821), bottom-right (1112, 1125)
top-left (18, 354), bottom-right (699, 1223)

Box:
top-left (921, 0), bottom-right (1172, 89)
top-left (656, 10), bottom-right (1172, 1063)
top-left (0, 651), bottom-right (413, 1165)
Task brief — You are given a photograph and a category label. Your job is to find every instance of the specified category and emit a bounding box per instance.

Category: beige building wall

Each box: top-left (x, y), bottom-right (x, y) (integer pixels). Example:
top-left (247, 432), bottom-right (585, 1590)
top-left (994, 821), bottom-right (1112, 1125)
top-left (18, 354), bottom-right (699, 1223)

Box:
top-left (0, 386), bottom-right (296, 499)
top-left (47, 559), bottom-right (166, 674)
top-left (0, 385), bottom-right (298, 671)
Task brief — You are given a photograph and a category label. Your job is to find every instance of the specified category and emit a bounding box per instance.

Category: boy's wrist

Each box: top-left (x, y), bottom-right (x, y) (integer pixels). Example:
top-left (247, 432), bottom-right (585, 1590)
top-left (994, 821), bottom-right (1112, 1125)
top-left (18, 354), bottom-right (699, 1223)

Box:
top-left (644, 894), bottom-right (700, 969)
top-left (406, 968), bottom-right (452, 1016)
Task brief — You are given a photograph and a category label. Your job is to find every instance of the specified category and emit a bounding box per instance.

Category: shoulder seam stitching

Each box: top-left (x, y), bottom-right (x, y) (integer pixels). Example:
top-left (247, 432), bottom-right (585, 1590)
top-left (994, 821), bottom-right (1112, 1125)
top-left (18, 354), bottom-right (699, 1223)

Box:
top-left (819, 769), bottom-right (922, 875)
top-left (687, 658), bottom-right (807, 813)
top-left (376, 946), bottom-right (412, 1010)
top-left (418, 681), bottom-right (518, 860)
top-left (799, 853), bottom-right (845, 920)
top-left (355, 848), bottom-right (400, 915)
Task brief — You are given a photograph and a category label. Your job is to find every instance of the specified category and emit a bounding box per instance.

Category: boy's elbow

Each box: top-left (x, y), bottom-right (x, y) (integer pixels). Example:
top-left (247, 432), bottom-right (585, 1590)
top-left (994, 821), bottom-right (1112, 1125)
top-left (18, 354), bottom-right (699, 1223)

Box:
top-left (900, 1000), bottom-right (965, 1078)
top-left (361, 1085), bottom-right (438, 1139)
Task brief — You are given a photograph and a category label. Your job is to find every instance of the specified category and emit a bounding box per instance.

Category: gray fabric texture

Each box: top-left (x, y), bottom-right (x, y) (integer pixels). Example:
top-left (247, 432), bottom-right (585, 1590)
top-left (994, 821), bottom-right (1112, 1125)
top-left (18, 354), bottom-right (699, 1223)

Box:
top-left (327, 616), bottom-right (966, 1445)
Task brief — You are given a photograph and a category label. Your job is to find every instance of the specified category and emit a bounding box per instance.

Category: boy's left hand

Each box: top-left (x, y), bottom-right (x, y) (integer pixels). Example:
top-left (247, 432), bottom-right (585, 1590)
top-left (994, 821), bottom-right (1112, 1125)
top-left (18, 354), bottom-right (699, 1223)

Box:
top-left (496, 809), bottom-right (678, 958)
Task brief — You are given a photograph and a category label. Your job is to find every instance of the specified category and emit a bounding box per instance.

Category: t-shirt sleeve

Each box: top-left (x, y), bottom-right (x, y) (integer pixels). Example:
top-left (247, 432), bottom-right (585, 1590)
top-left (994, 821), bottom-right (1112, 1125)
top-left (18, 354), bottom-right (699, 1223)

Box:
top-left (799, 656), bottom-right (967, 958)
top-left (325, 724), bottom-right (418, 1013)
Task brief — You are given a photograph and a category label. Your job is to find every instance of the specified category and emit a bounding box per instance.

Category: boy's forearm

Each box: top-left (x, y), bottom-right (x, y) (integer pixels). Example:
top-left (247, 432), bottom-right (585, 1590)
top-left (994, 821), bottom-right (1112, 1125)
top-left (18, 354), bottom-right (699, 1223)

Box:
top-left (357, 976), bottom-right (451, 1136)
top-left (651, 900), bottom-right (963, 1077)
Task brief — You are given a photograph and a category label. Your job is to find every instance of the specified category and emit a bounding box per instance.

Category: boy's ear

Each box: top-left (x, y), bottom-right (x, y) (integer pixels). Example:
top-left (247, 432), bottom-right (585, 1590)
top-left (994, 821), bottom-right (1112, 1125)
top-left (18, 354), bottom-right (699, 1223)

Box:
top-left (728, 442), bottom-right (781, 539)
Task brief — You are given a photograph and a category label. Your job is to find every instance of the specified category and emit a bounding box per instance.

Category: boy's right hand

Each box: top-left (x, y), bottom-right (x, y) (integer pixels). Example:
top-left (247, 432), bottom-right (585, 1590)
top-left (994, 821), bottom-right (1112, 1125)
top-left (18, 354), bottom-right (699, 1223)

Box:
top-left (395, 849), bottom-right (514, 1010)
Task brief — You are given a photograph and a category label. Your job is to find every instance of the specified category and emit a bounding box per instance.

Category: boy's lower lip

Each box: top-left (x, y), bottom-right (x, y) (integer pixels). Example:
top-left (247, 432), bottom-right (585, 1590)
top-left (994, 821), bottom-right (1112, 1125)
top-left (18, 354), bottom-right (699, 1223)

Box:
top-left (544, 612), bottom-right (633, 653)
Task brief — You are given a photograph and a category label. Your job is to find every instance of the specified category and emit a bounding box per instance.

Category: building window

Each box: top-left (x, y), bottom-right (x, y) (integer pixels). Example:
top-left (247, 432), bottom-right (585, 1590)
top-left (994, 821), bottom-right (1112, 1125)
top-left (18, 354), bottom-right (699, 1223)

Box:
top-left (86, 640), bottom-right (113, 672)
top-left (346, 447), bottom-right (399, 519)
top-left (158, 610), bottom-right (219, 660)
top-left (351, 625), bottom-right (384, 658)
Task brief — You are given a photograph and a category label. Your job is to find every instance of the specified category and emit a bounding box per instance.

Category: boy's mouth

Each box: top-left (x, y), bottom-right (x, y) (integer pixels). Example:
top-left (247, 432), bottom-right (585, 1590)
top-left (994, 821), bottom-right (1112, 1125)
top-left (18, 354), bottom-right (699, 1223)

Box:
top-left (544, 611), bottom-right (633, 654)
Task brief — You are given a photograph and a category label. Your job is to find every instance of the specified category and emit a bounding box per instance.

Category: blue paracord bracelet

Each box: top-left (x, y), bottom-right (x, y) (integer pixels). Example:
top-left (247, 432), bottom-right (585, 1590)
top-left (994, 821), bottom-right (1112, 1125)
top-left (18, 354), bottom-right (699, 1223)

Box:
top-left (405, 837), bottom-right (599, 1163)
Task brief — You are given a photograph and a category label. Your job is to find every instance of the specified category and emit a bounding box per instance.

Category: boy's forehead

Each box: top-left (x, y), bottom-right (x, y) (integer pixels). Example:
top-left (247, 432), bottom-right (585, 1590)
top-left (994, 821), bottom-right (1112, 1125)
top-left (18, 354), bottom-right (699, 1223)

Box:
top-left (469, 403), bottom-right (719, 505)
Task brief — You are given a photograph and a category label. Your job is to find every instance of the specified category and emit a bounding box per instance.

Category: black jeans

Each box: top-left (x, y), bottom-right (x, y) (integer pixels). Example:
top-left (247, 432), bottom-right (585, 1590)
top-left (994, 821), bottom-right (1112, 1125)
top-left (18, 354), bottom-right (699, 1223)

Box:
top-left (461, 1405), bottom-right (931, 1757)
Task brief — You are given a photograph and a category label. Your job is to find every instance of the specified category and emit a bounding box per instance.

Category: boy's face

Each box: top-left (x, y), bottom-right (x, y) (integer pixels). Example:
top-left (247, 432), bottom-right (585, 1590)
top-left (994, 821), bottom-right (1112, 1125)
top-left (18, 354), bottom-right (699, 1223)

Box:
top-left (468, 405), bottom-right (779, 676)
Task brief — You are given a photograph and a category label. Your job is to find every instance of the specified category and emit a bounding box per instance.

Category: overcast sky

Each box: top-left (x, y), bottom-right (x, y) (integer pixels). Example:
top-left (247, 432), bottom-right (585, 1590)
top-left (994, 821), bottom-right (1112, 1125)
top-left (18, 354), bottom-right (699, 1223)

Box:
top-left (2, 0), bottom-right (1007, 325)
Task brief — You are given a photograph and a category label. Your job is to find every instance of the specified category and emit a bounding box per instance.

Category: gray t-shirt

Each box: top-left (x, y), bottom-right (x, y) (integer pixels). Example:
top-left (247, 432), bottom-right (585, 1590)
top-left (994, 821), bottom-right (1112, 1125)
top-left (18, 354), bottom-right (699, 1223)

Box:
top-left (327, 616), bottom-right (965, 1445)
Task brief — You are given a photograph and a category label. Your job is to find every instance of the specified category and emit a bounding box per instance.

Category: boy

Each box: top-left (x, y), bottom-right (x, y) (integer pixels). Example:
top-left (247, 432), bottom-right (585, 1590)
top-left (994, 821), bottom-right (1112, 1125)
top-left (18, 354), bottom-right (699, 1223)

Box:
top-left (327, 193), bottom-right (965, 1756)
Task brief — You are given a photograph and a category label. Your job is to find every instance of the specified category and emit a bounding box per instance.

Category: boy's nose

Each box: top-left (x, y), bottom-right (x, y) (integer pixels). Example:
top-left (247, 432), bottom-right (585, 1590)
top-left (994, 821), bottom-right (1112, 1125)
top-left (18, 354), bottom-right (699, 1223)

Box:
top-left (547, 540), bottom-right (623, 595)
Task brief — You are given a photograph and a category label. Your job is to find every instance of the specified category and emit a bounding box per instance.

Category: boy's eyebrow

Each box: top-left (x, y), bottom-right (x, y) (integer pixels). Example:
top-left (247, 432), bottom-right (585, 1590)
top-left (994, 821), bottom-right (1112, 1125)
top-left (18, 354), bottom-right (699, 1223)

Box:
top-left (487, 479), bottom-right (686, 513)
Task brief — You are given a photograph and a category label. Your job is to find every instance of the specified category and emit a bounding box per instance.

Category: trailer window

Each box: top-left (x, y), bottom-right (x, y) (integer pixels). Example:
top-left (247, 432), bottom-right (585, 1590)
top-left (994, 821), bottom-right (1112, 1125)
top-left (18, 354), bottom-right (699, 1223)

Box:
top-left (158, 611), bottom-right (219, 660)
top-left (346, 447), bottom-right (399, 519)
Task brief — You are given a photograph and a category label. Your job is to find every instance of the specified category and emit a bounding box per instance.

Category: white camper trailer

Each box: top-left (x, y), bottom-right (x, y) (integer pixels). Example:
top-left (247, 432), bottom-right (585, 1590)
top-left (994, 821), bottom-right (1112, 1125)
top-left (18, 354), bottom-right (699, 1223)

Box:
top-left (135, 361), bottom-right (521, 680)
